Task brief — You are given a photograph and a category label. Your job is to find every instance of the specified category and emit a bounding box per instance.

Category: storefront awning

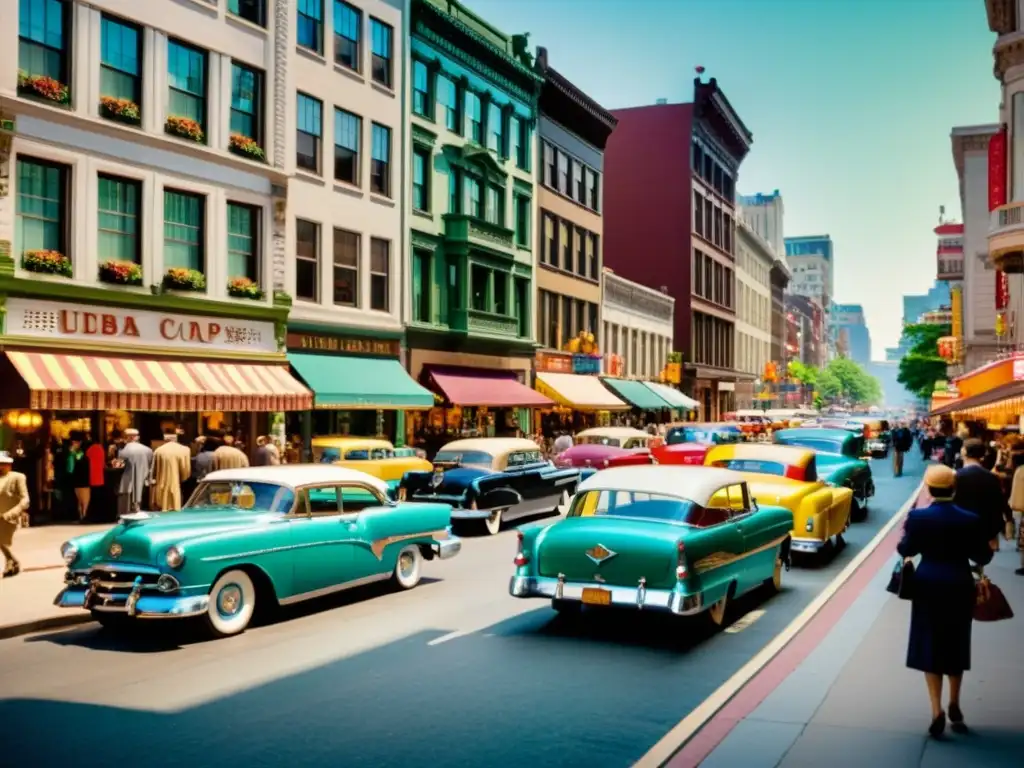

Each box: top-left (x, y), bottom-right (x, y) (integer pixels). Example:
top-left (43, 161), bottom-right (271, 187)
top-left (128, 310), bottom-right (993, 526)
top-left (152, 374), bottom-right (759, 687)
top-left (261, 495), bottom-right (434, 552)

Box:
top-left (5, 351), bottom-right (311, 412)
top-left (288, 353), bottom-right (435, 409)
top-left (642, 381), bottom-right (699, 410)
top-left (599, 377), bottom-right (675, 410)
top-left (929, 380), bottom-right (1024, 417)
top-left (536, 372), bottom-right (630, 411)
top-left (428, 366), bottom-right (553, 407)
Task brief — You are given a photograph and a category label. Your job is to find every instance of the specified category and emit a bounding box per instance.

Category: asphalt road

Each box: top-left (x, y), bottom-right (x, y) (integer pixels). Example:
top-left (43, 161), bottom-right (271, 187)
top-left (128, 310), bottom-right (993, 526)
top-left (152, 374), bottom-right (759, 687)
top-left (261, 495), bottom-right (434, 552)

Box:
top-left (0, 453), bottom-right (925, 768)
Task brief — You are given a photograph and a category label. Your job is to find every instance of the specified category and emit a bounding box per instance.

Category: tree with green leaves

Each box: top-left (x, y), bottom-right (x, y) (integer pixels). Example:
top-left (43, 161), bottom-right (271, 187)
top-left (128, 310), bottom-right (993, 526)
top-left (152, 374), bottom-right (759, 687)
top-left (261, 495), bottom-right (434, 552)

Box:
top-left (897, 323), bottom-right (951, 399)
top-left (826, 357), bottom-right (882, 405)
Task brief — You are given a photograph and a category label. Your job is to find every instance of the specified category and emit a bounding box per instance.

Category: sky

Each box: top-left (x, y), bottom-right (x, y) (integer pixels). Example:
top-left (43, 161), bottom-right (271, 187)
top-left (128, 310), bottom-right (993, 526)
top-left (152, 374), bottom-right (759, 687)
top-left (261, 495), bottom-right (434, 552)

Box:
top-left (463, 0), bottom-right (1001, 359)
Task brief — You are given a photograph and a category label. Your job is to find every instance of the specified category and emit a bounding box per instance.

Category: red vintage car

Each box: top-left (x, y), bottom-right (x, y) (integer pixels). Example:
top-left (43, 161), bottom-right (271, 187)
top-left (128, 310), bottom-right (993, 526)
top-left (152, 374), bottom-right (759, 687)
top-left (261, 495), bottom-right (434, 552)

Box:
top-left (554, 443), bottom-right (655, 470)
top-left (651, 423), bottom-right (745, 466)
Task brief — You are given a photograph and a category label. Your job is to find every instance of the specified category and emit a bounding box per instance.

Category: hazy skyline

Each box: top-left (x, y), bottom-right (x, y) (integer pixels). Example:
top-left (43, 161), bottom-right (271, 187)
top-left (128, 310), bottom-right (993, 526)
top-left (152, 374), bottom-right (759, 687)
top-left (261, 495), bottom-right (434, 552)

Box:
top-left (464, 0), bottom-right (999, 358)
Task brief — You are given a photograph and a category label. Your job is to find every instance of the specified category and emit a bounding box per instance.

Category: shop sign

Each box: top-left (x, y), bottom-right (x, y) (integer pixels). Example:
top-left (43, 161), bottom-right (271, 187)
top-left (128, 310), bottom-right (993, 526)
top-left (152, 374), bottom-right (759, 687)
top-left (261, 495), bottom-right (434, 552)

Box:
top-left (718, 382), bottom-right (736, 392)
top-left (535, 350), bottom-right (573, 373)
top-left (4, 298), bottom-right (276, 354)
top-left (286, 331), bottom-right (400, 357)
top-left (571, 354), bottom-right (602, 375)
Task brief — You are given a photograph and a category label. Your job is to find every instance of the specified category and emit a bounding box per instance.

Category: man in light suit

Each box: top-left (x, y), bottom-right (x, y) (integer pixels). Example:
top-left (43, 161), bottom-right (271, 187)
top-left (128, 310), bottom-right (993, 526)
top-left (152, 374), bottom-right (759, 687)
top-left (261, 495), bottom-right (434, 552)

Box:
top-left (117, 429), bottom-right (153, 516)
top-left (0, 451), bottom-right (30, 577)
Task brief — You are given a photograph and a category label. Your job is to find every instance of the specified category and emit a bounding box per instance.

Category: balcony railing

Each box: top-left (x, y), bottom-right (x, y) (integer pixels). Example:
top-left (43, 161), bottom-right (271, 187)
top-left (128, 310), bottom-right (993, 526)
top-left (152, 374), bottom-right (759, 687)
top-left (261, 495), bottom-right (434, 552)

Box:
top-left (442, 214), bottom-right (515, 253)
top-left (988, 202), bottom-right (1024, 273)
top-left (936, 258), bottom-right (964, 281)
top-left (449, 307), bottom-right (519, 338)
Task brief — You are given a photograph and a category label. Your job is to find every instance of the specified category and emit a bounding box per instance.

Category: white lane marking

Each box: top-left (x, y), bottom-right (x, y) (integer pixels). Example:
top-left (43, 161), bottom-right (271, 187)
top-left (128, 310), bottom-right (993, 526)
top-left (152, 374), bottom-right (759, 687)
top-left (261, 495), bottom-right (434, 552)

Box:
top-left (427, 630), bottom-right (470, 646)
top-left (635, 480), bottom-right (923, 768)
top-left (724, 609), bottom-right (765, 635)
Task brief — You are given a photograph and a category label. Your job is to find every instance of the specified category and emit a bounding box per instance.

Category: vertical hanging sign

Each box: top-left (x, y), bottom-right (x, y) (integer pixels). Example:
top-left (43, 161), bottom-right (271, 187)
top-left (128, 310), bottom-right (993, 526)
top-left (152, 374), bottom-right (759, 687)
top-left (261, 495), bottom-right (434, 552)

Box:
top-left (989, 125), bottom-right (1007, 212)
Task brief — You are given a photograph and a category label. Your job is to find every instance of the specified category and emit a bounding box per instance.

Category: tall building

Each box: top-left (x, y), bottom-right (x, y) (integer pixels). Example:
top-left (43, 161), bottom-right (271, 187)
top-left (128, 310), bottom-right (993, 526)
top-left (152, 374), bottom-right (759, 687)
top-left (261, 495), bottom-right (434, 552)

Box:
top-left (833, 303), bottom-right (872, 365)
top-left (604, 74), bottom-right (753, 420)
top-left (770, 257), bottom-right (791, 367)
top-left (785, 235), bottom-right (834, 298)
top-left (786, 294), bottom-right (826, 367)
top-left (735, 218), bottom-right (774, 407)
top-left (885, 280), bottom-right (954, 360)
top-left (737, 190), bottom-right (784, 258)
top-left (935, 221), bottom-right (964, 282)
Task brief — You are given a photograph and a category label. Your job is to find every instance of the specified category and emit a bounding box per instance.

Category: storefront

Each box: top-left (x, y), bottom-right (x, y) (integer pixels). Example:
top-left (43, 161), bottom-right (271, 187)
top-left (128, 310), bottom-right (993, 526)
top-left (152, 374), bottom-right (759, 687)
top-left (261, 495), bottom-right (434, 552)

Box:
top-left (532, 351), bottom-right (627, 435)
top-left (0, 296), bottom-right (311, 524)
top-left (599, 377), bottom-right (676, 425)
top-left (930, 354), bottom-right (1024, 427)
top-left (285, 329), bottom-right (434, 451)
top-left (690, 372), bottom-right (738, 422)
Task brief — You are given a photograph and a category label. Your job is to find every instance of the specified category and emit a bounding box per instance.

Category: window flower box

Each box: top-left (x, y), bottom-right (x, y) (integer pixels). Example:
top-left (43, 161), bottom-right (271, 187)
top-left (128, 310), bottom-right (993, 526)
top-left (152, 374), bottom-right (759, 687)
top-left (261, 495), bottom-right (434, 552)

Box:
top-left (17, 71), bottom-right (70, 106)
top-left (162, 267), bottom-right (206, 292)
top-left (98, 259), bottom-right (143, 286)
top-left (228, 133), bottom-right (266, 162)
top-left (100, 96), bottom-right (141, 126)
top-left (22, 250), bottom-right (72, 277)
top-left (227, 276), bottom-right (265, 300)
top-left (165, 115), bottom-right (205, 143)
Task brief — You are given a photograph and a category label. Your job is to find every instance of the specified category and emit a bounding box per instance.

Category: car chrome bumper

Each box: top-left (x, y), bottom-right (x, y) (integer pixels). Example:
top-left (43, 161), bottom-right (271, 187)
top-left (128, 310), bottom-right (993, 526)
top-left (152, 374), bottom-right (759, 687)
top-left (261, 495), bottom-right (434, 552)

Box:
top-left (790, 537), bottom-right (827, 554)
top-left (508, 575), bottom-right (703, 615)
top-left (55, 587), bottom-right (209, 618)
top-left (449, 508), bottom-right (497, 520)
top-left (434, 535), bottom-right (462, 560)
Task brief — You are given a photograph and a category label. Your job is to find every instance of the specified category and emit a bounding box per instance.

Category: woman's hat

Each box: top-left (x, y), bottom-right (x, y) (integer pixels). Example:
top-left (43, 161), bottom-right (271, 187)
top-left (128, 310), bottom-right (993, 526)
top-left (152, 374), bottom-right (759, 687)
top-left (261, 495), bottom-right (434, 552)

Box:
top-left (924, 464), bottom-right (956, 492)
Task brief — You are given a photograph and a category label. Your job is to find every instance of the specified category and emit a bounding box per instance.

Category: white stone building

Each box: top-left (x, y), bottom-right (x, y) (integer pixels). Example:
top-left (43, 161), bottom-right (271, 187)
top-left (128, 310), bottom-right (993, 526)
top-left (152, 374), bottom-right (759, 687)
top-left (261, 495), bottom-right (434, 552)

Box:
top-left (735, 219), bottom-right (772, 404)
top-left (601, 268), bottom-right (674, 380)
top-left (738, 190), bottom-right (784, 260)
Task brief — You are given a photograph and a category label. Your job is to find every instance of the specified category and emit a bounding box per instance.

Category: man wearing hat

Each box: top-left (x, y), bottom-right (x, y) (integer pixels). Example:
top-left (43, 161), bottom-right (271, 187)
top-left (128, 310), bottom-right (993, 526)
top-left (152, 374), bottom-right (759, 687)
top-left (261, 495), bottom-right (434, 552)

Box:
top-left (0, 451), bottom-right (30, 577)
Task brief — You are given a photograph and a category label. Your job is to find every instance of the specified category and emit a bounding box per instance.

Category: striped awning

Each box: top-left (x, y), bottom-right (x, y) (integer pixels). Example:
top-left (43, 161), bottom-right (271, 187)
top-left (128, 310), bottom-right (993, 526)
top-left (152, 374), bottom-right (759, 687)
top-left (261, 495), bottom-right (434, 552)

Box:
top-left (6, 351), bottom-right (312, 412)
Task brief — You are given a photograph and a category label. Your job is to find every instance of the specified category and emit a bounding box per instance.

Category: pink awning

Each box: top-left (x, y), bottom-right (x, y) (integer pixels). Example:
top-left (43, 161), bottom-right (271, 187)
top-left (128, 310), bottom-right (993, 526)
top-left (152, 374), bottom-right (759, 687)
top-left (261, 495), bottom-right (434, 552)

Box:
top-left (428, 366), bottom-right (553, 407)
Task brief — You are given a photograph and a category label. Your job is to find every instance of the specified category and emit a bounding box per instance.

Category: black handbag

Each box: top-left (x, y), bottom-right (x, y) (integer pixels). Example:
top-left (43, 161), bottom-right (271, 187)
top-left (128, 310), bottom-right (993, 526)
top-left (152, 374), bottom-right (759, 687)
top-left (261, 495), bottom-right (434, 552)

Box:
top-left (886, 558), bottom-right (915, 600)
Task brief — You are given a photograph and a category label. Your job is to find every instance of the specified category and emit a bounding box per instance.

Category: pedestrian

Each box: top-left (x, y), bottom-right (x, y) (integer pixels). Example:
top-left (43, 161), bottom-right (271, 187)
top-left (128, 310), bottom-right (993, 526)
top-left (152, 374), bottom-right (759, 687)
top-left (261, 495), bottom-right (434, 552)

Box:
top-left (117, 429), bottom-right (153, 517)
top-left (552, 430), bottom-right (573, 456)
top-left (194, 435), bottom-right (219, 482)
top-left (213, 431), bottom-right (250, 470)
top-left (920, 428), bottom-right (933, 461)
top-left (0, 451), bottom-right (30, 578)
top-left (897, 464), bottom-right (993, 737)
top-left (254, 436), bottom-right (279, 466)
top-left (67, 432), bottom-right (91, 523)
top-left (150, 433), bottom-right (192, 511)
top-left (955, 438), bottom-right (1012, 553)
top-left (891, 421), bottom-right (913, 477)
top-left (85, 433), bottom-right (106, 506)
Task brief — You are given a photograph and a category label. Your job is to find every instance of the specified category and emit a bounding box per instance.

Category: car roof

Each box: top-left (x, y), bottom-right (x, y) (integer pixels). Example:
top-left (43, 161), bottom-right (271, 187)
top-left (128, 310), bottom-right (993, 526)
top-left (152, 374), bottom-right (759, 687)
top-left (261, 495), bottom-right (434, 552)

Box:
top-left (777, 428), bottom-right (852, 441)
top-left (577, 465), bottom-right (746, 507)
top-left (577, 427), bottom-right (649, 438)
top-left (311, 436), bottom-right (394, 448)
top-left (706, 443), bottom-right (815, 466)
top-left (439, 437), bottom-right (540, 455)
top-left (204, 464), bottom-right (389, 495)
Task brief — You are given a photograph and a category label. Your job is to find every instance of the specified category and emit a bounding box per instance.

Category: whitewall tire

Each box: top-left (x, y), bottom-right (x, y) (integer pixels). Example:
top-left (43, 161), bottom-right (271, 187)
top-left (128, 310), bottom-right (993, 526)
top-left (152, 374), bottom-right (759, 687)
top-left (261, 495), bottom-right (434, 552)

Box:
top-left (392, 545), bottom-right (423, 590)
top-left (206, 569), bottom-right (256, 638)
top-left (483, 508), bottom-right (504, 536)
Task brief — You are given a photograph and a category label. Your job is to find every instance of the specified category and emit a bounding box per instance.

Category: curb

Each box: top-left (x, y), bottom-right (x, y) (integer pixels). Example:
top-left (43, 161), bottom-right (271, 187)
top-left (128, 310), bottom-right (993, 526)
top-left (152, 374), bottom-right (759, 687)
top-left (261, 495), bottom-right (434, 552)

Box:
top-left (0, 613), bottom-right (94, 641)
top-left (635, 480), bottom-right (924, 768)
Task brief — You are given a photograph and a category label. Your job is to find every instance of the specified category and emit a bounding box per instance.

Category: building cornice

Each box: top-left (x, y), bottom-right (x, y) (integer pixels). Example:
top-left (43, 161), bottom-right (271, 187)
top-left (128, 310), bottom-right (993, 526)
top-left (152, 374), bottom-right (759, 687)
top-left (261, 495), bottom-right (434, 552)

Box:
top-left (951, 124), bottom-right (998, 186)
top-left (993, 30), bottom-right (1024, 81)
top-left (986, 0), bottom-right (1016, 35)
top-left (693, 77), bottom-right (752, 164)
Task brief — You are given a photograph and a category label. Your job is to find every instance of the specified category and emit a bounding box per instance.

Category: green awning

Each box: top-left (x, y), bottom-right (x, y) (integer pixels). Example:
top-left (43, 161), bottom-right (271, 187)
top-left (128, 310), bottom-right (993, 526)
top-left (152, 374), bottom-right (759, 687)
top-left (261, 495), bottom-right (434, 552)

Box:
top-left (599, 377), bottom-right (675, 410)
top-left (288, 353), bottom-right (435, 409)
top-left (642, 381), bottom-right (700, 410)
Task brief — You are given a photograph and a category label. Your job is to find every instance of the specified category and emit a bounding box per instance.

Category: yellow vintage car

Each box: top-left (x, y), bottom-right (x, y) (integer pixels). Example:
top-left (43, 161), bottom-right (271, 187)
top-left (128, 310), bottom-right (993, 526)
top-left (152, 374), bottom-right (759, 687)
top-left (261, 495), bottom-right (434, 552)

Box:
top-left (311, 436), bottom-right (431, 493)
top-left (703, 443), bottom-right (852, 558)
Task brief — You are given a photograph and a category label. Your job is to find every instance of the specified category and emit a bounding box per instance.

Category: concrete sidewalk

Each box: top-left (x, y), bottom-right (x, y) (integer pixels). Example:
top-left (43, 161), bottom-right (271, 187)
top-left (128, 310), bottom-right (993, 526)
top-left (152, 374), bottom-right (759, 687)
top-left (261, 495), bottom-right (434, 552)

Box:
top-left (675, 523), bottom-right (1024, 766)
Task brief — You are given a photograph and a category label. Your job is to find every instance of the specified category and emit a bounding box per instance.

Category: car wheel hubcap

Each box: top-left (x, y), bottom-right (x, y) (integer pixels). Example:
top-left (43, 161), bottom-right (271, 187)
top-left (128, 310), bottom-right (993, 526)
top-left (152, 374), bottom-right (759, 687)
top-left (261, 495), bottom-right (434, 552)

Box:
top-left (399, 552), bottom-right (416, 579)
top-left (217, 584), bottom-right (243, 618)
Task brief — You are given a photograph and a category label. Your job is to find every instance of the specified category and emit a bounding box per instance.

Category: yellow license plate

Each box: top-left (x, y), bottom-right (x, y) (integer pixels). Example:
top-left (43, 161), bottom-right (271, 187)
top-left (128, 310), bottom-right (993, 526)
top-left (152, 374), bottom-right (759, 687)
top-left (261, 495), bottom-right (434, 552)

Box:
top-left (582, 588), bottom-right (611, 606)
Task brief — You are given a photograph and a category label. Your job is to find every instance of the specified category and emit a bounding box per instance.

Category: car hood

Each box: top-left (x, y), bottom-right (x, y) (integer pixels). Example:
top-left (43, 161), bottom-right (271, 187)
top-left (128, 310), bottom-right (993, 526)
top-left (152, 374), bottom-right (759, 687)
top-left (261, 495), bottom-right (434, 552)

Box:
top-left (742, 475), bottom-right (815, 506)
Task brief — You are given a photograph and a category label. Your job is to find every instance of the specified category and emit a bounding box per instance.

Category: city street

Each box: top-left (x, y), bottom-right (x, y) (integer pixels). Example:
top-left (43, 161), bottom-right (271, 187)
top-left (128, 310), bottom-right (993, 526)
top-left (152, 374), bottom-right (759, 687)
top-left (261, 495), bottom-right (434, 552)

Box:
top-left (0, 456), bottom-right (923, 768)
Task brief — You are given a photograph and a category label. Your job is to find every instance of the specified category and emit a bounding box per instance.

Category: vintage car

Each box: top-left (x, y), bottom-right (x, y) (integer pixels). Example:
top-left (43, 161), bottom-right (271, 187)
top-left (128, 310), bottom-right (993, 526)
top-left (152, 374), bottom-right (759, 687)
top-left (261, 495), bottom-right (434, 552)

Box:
top-left (734, 410), bottom-right (773, 440)
top-left (575, 427), bottom-right (652, 449)
top-left (652, 423), bottom-right (744, 465)
top-left (554, 443), bottom-right (655, 474)
top-left (54, 465), bottom-right (460, 638)
top-left (312, 436), bottom-right (432, 493)
top-left (509, 465), bottom-right (793, 626)
top-left (399, 437), bottom-right (581, 535)
top-left (850, 417), bottom-right (891, 458)
top-left (703, 443), bottom-right (853, 557)
top-left (773, 427), bottom-right (875, 519)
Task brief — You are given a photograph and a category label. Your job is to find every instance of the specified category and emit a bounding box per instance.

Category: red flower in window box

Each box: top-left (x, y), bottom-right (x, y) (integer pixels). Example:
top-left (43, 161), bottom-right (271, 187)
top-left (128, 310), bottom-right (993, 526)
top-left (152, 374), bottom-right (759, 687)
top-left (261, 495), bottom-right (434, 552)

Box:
top-left (17, 71), bottom-right (70, 105)
top-left (100, 96), bottom-right (141, 125)
top-left (22, 249), bottom-right (72, 277)
top-left (228, 133), bottom-right (266, 161)
top-left (227, 276), bottom-right (265, 300)
top-left (98, 259), bottom-right (143, 285)
top-left (165, 115), bottom-right (205, 143)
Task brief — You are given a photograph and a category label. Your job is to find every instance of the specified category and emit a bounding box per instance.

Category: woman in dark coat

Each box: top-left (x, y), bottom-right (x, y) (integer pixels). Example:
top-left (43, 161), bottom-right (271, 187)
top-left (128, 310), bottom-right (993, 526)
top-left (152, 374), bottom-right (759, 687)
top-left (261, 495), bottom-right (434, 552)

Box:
top-left (897, 464), bottom-right (993, 737)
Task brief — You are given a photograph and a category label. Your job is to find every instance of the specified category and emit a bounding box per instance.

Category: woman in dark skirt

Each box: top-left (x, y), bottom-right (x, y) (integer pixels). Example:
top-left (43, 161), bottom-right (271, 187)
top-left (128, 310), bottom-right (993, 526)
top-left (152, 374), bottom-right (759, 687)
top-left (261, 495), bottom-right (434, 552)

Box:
top-left (897, 464), bottom-right (993, 737)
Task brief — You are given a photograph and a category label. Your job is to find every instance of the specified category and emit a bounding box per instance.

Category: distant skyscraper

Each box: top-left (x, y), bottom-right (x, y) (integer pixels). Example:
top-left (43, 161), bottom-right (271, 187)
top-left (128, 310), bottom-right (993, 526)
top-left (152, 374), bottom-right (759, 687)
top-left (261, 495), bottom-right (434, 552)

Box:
top-left (886, 281), bottom-right (953, 360)
top-left (785, 235), bottom-right (834, 299)
top-left (738, 190), bottom-right (784, 257)
top-left (833, 303), bottom-right (872, 365)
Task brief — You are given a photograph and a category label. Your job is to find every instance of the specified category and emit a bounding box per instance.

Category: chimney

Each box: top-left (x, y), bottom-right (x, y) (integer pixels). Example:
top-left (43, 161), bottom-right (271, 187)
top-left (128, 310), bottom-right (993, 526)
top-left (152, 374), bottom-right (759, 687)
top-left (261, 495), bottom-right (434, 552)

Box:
top-left (535, 45), bottom-right (548, 72)
top-left (655, 98), bottom-right (667, 105)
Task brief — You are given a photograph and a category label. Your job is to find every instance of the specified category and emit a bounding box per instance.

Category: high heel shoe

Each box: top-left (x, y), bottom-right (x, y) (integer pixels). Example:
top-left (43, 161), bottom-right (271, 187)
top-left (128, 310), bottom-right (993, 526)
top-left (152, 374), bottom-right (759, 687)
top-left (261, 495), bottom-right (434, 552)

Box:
top-left (948, 703), bottom-right (968, 733)
top-left (929, 712), bottom-right (946, 738)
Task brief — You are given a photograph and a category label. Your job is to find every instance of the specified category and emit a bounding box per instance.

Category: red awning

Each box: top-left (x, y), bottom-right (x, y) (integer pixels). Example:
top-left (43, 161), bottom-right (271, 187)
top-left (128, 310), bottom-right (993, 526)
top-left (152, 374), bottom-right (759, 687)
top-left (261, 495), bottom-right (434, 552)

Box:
top-left (428, 367), bottom-right (553, 407)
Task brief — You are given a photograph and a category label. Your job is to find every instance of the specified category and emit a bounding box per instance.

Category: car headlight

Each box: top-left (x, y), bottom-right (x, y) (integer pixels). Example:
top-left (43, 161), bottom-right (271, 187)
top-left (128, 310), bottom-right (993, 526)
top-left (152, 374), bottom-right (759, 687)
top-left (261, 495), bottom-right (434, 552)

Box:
top-left (60, 541), bottom-right (79, 566)
top-left (805, 519), bottom-right (814, 532)
top-left (164, 546), bottom-right (185, 569)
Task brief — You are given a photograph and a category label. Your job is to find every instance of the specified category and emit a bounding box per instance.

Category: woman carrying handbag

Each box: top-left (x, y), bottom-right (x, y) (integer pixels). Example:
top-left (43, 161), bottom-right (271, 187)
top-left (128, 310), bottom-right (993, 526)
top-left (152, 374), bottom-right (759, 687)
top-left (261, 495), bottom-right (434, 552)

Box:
top-left (896, 465), bottom-right (993, 738)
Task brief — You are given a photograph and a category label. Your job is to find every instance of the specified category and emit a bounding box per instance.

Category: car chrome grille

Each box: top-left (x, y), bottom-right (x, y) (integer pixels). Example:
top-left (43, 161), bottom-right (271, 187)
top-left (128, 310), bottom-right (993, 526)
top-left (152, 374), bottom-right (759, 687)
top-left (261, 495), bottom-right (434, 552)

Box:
top-left (87, 566), bottom-right (161, 594)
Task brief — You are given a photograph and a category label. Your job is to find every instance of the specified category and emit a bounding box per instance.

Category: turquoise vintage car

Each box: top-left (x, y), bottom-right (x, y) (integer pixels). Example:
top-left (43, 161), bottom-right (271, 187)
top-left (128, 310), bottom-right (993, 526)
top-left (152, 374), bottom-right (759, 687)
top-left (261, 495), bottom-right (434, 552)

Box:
top-left (509, 465), bottom-right (793, 626)
top-left (773, 427), bottom-right (875, 520)
top-left (54, 465), bottom-right (460, 637)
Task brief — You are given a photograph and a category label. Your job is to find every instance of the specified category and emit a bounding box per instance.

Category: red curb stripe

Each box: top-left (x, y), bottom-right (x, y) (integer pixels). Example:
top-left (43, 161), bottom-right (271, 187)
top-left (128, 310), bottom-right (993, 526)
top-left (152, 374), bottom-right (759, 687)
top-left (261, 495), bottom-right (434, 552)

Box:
top-left (668, 516), bottom-right (907, 767)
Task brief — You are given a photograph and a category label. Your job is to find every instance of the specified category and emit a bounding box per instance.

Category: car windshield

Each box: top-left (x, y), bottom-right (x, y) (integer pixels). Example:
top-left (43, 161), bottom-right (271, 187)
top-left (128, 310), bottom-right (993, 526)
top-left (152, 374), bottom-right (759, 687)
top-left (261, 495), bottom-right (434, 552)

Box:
top-left (780, 437), bottom-right (842, 454)
top-left (316, 448), bottom-right (341, 463)
top-left (710, 459), bottom-right (788, 476)
top-left (666, 428), bottom-right (740, 445)
top-left (570, 489), bottom-right (696, 523)
top-left (435, 450), bottom-right (494, 469)
top-left (187, 481), bottom-right (295, 513)
top-left (578, 435), bottom-right (622, 447)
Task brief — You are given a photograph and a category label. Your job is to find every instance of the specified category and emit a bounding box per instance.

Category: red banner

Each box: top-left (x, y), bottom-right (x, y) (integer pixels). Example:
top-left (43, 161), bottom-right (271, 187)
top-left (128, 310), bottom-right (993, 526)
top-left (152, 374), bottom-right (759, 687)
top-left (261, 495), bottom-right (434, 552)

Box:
top-left (997, 269), bottom-right (1009, 309)
top-left (989, 125), bottom-right (1008, 212)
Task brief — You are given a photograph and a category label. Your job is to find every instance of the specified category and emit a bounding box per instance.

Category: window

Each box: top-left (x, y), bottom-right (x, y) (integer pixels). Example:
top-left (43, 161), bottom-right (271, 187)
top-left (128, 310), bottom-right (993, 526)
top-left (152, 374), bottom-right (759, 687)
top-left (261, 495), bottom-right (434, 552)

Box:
top-left (16, 157), bottom-right (67, 262)
top-left (370, 18), bottom-right (392, 88)
top-left (588, 303), bottom-right (599, 343)
top-left (437, 75), bottom-right (458, 132)
top-left (543, 213), bottom-right (555, 265)
top-left (694, 193), bottom-right (704, 237)
top-left (562, 295), bottom-right (574, 343)
top-left (297, 0), bottom-right (323, 54)
top-left (447, 253), bottom-right (462, 310)
top-left (295, 219), bottom-right (319, 301)
top-left (704, 200), bottom-right (712, 238)
top-left (485, 185), bottom-right (503, 225)
top-left (471, 265), bottom-right (488, 311)
top-left (515, 278), bottom-right (529, 337)
top-left (412, 148), bottom-right (429, 212)
top-left (447, 168), bottom-right (460, 213)
top-left (588, 232), bottom-right (599, 280)
top-left (573, 162), bottom-right (584, 203)
top-left (586, 168), bottom-right (599, 211)
top-left (487, 102), bottom-right (503, 155)
top-left (370, 123), bottom-right (391, 196)
top-left (98, 174), bottom-right (140, 264)
top-left (575, 227), bottom-right (586, 275)
top-left (723, 213), bottom-right (732, 253)
top-left (544, 290), bottom-right (558, 347)
top-left (557, 151), bottom-right (569, 195)
top-left (333, 1), bottom-right (360, 71)
top-left (18, 0), bottom-right (70, 92)
top-left (493, 270), bottom-right (507, 315)
top-left (509, 117), bottom-right (520, 167)
top-left (465, 176), bottom-right (482, 218)
top-left (543, 142), bottom-right (556, 188)
top-left (514, 195), bottom-right (530, 247)
top-left (333, 108), bottom-right (360, 184)
top-left (163, 189), bottom-right (204, 272)
top-left (100, 15), bottom-right (141, 110)
top-left (167, 40), bottom-right (207, 136)
top-left (412, 59), bottom-right (431, 118)
top-left (296, 93), bottom-right (322, 173)
top-left (466, 92), bottom-right (482, 143)
top-left (332, 228), bottom-right (358, 306)
top-left (229, 0), bottom-right (265, 26)
top-left (694, 251), bottom-right (703, 295)
top-left (230, 63), bottom-right (262, 144)
top-left (227, 202), bottom-right (259, 281)
top-left (370, 238), bottom-right (390, 311)
top-left (560, 221), bottom-right (571, 270)
top-left (516, 120), bottom-right (530, 170)
top-left (412, 249), bottom-right (431, 323)
top-left (713, 208), bottom-right (722, 247)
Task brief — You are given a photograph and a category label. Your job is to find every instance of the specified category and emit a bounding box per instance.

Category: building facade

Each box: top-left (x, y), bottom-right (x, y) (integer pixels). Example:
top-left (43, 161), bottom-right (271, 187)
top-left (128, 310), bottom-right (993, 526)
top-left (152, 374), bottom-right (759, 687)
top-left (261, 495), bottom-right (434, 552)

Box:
top-left (533, 46), bottom-right (616, 364)
top-left (885, 281), bottom-right (953, 360)
top-left (770, 256), bottom-right (790, 368)
top-left (738, 189), bottom-right (784, 259)
top-left (832, 303), bottom-right (872, 365)
top-left (786, 294), bottom-right (825, 368)
top-left (601, 268), bottom-right (674, 380)
top-left (603, 75), bottom-right (752, 421)
top-left (735, 218), bottom-right (773, 407)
